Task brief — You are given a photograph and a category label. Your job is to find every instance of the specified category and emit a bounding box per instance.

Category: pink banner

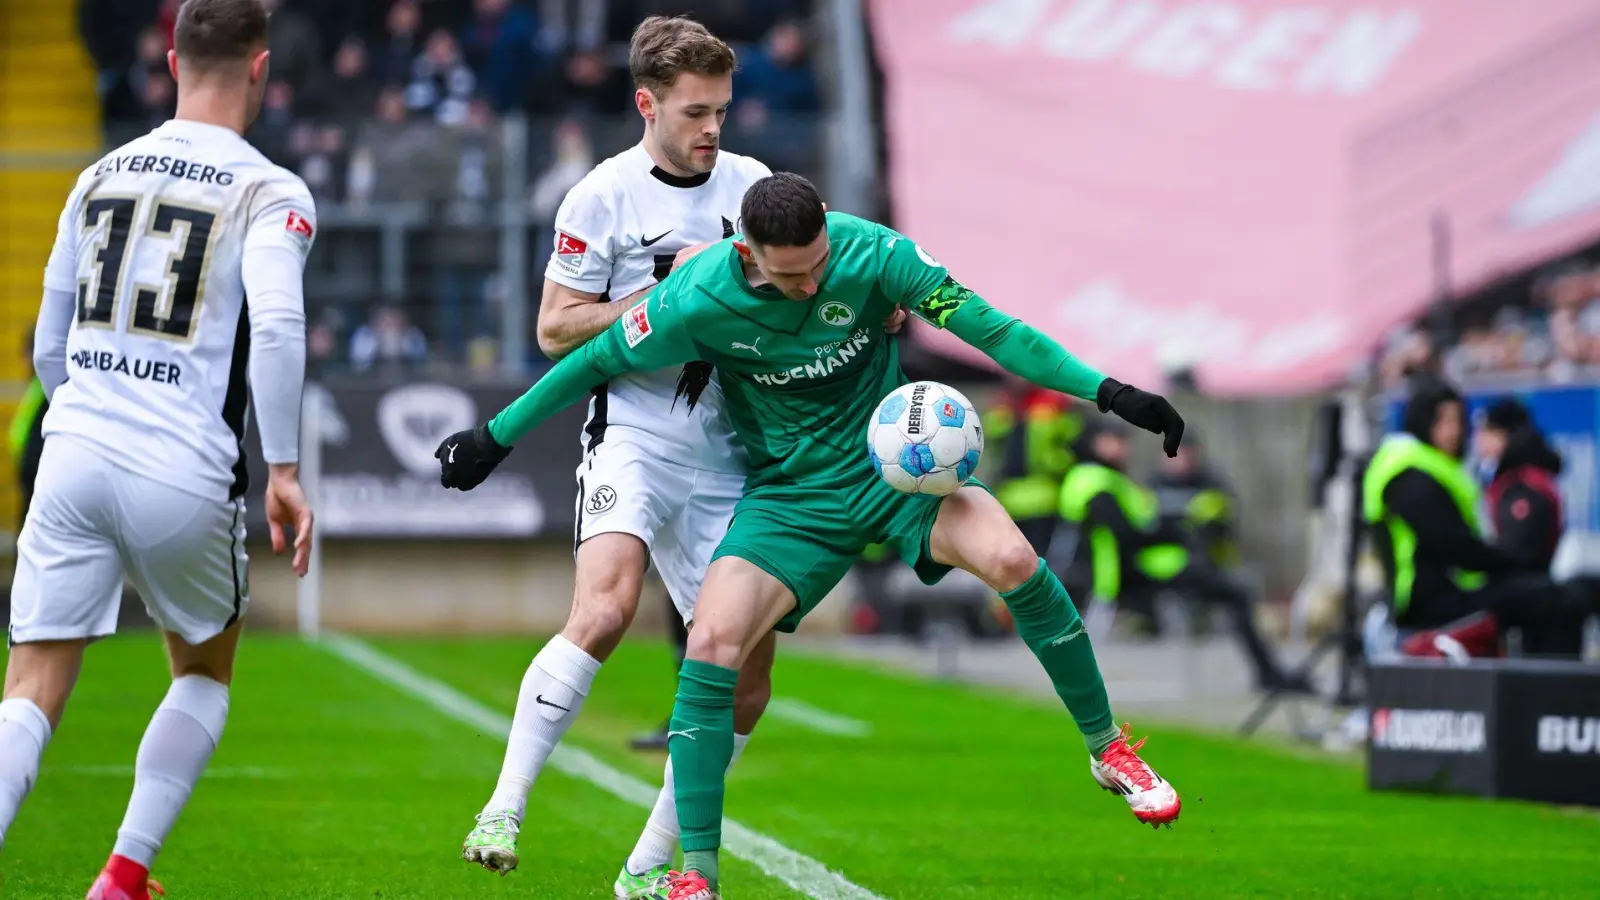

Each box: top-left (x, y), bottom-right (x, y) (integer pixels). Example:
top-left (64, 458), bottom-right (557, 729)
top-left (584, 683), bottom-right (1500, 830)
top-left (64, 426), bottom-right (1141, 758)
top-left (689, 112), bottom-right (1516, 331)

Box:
top-left (870, 0), bottom-right (1600, 393)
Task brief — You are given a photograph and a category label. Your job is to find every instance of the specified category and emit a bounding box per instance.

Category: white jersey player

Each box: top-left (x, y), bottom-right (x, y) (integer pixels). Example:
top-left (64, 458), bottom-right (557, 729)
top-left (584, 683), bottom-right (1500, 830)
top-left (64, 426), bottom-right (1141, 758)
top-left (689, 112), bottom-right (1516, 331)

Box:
top-left (0, 3), bottom-right (314, 897)
top-left (458, 17), bottom-right (775, 897)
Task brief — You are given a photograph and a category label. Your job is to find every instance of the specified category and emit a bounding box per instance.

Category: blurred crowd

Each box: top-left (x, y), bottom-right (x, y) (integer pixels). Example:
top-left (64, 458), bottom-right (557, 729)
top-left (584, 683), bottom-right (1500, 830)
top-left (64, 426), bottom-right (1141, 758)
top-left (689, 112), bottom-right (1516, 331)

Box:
top-left (77, 0), bottom-right (822, 373)
top-left (1379, 254), bottom-right (1600, 389)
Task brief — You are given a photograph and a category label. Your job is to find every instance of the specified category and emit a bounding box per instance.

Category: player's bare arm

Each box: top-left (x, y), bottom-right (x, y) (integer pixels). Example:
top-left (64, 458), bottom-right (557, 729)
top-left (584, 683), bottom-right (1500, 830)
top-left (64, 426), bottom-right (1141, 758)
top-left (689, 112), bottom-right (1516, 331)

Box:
top-left (538, 245), bottom-right (711, 359)
top-left (537, 280), bottom-right (630, 359)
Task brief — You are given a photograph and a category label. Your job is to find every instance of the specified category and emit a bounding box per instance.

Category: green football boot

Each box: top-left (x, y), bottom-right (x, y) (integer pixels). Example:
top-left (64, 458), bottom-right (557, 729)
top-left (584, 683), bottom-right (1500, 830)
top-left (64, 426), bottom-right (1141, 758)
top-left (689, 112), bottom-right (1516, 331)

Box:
top-left (613, 863), bottom-right (671, 900)
top-left (461, 810), bottom-right (520, 874)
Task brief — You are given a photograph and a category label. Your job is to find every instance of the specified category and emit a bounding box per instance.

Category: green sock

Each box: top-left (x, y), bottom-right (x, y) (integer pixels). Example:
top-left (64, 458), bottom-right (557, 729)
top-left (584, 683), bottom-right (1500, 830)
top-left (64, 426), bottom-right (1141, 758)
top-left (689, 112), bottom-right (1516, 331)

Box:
top-left (669, 659), bottom-right (738, 889)
top-left (684, 849), bottom-right (718, 887)
top-left (1000, 559), bottom-right (1119, 754)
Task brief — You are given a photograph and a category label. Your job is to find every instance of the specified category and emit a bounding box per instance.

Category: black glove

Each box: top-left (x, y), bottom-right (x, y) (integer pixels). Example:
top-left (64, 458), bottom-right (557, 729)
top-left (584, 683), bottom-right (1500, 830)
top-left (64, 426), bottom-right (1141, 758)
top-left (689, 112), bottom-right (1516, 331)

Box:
top-left (1097, 377), bottom-right (1185, 457)
top-left (436, 423), bottom-right (512, 491)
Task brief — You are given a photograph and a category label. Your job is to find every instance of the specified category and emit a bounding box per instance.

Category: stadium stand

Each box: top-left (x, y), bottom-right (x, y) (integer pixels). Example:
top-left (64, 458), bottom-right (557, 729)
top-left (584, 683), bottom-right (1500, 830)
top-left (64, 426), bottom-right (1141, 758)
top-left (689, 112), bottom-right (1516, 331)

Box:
top-left (75, 0), bottom-right (822, 375)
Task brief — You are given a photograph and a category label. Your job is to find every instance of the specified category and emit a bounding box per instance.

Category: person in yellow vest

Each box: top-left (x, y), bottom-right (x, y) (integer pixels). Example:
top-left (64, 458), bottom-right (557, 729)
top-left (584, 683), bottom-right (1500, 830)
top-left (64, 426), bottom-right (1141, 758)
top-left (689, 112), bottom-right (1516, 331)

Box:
top-left (981, 376), bottom-right (1083, 556)
top-left (1151, 433), bottom-right (1238, 571)
top-left (1363, 378), bottom-right (1534, 631)
top-left (8, 330), bottom-right (49, 530)
top-left (1364, 378), bottom-right (1594, 648)
top-left (1058, 420), bottom-right (1302, 691)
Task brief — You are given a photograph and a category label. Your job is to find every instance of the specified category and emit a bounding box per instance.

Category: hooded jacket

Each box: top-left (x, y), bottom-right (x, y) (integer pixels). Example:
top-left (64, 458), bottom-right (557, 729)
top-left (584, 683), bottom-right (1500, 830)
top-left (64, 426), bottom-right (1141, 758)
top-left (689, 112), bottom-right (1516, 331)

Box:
top-left (1487, 426), bottom-right (1564, 573)
top-left (1372, 380), bottom-right (1525, 628)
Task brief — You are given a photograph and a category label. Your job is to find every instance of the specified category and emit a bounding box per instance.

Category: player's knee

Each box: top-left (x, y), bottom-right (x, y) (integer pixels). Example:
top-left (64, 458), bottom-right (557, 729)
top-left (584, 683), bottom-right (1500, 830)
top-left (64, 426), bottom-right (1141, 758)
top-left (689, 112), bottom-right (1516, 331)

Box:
top-left (987, 538), bottom-right (1042, 594)
top-left (3, 641), bottom-right (85, 728)
top-left (565, 593), bottom-right (637, 652)
top-left (685, 622), bottom-right (742, 670)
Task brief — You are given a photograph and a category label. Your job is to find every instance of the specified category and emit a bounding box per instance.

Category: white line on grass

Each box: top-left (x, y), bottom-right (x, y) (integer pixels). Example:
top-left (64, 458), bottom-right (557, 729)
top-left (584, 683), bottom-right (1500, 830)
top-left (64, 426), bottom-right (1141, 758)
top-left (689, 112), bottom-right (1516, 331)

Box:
top-left (766, 697), bottom-right (872, 738)
top-left (48, 765), bottom-right (294, 779)
top-left (320, 634), bottom-right (887, 900)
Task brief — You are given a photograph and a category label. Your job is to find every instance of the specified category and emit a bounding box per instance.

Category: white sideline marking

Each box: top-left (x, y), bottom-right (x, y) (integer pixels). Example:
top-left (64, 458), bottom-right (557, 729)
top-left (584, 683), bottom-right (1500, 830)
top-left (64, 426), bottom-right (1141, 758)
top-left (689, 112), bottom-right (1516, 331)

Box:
top-left (320, 635), bottom-right (887, 900)
top-left (767, 698), bottom-right (872, 738)
top-left (51, 765), bottom-right (292, 779)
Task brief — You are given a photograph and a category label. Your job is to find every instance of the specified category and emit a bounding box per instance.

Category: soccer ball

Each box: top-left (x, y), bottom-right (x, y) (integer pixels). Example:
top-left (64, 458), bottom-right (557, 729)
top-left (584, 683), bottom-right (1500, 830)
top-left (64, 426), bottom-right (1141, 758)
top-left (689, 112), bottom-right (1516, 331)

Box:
top-left (867, 382), bottom-right (983, 496)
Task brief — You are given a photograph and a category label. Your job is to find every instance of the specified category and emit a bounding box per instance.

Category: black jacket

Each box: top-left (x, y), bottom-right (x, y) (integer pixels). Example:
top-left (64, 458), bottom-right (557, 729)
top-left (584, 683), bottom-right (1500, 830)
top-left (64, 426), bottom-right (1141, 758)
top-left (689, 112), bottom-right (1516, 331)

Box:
top-left (1487, 427), bottom-right (1564, 574)
top-left (1380, 380), bottom-right (1523, 628)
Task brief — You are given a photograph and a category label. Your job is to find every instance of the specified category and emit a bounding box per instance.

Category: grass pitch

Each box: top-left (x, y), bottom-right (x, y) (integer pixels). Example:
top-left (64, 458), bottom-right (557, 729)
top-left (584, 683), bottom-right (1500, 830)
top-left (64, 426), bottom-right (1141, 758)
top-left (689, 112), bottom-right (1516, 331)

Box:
top-left (1, 634), bottom-right (1595, 898)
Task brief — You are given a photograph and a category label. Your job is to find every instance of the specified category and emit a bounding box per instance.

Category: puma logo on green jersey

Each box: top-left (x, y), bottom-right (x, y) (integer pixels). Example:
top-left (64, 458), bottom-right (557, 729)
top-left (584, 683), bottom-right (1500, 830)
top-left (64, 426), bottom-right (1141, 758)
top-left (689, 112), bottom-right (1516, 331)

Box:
top-left (751, 329), bottom-right (872, 386)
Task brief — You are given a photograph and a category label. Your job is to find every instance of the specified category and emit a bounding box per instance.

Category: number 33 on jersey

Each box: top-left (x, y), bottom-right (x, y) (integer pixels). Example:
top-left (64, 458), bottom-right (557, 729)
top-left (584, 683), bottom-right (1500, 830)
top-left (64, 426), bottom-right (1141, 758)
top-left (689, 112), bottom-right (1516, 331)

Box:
top-left (41, 119), bottom-right (318, 502)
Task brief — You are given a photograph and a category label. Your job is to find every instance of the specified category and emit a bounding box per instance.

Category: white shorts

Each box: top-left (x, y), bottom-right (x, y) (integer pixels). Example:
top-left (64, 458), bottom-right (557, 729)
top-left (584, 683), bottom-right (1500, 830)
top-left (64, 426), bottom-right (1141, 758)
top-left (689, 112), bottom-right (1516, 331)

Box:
top-left (574, 438), bottom-right (743, 625)
top-left (10, 436), bottom-right (249, 647)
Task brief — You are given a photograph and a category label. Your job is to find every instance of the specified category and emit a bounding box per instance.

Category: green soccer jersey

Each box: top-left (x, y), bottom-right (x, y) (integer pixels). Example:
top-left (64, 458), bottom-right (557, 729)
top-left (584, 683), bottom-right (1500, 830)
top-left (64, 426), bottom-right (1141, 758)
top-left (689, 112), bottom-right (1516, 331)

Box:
top-left (490, 212), bottom-right (1109, 489)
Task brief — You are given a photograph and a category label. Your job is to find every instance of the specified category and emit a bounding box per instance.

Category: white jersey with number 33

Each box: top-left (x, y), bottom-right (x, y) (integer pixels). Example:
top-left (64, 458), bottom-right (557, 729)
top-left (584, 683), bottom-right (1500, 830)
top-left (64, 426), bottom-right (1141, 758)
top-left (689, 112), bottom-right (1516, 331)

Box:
top-left (39, 119), bottom-right (316, 503)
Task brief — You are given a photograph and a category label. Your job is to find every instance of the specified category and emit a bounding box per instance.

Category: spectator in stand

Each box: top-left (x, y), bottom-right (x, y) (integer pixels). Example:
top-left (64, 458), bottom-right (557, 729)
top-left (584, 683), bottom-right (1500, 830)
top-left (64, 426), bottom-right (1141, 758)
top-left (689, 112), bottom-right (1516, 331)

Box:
top-left (1378, 326), bottom-right (1436, 389)
top-left (406, 29), bottom-right (478, 125)
top-left (289, 122), bottom-right (349, 204)
top-left (430, 98), bottom-right (503, 362)
top-left (251, 80), bottom-right (299, 165)
top-left (736, 19), bottom-right (819, 115)
top-left (260, 0), bottom-right (323, 95)
top-left (730, 18), bottom-right (819, 171)
top-left (351, 86), bottom-right (453, 205)
top-left (307, 308), bottom-right (345, 376)
top-left (557, 48), bottom-right (627, 115)
top-left (78, 0), bottom-right (159, 129)
top-left (374, 0), bottom-right (424, 86)
top-left (538, 0), bottom-right (606, 54)
top-left (317, 35), bottom-right (381, 121)
top-left (530, 119), bottom-right (593, 224)
top-left (349, 306), bottom-right (429, 374)
top-left (460, 0), bottom-right (541, 113)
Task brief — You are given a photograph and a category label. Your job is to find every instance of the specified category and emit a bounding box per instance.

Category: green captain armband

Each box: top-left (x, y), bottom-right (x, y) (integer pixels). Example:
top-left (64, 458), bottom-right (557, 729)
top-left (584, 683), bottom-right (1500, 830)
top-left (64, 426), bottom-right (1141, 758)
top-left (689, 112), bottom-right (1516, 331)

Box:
top-left (914, 276), bottom-right (975, 329)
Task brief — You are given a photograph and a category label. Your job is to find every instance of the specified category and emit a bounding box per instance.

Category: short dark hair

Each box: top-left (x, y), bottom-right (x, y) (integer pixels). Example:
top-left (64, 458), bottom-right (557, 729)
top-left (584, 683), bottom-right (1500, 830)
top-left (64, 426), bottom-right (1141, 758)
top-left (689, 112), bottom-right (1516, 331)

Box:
top-left (740, 173), bottom-right (826, 248)
top-left (629, 16), bottom-right (737, 97)
top-left (175, 0), bottom-right (269, 65)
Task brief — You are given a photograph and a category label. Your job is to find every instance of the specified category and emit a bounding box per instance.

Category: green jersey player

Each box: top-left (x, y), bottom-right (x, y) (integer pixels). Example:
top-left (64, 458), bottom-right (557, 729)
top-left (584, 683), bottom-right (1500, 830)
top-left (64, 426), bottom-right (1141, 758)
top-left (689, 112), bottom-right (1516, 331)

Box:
top-left (437, 173), bottom-right (1187, 900)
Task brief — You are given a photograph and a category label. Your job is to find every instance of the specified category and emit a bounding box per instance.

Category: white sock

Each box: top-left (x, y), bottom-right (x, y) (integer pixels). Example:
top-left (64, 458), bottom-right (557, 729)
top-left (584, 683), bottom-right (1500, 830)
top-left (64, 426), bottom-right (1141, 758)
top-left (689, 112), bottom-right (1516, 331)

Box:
top-left (112, 675), bottom-right (230, 868)
top-left (0, 698), bottom-right (53, 848)
top-left (484, 635), bottom-right (601, 820)
top-left (625, 731), bottom-right (750, 875)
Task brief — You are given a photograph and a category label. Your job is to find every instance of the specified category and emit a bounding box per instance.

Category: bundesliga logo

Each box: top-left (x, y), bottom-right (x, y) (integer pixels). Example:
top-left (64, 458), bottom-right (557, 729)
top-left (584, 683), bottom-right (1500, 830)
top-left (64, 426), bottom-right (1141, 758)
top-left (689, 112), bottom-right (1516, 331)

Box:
top-left (1371, 708), bottom-right (1487, 754)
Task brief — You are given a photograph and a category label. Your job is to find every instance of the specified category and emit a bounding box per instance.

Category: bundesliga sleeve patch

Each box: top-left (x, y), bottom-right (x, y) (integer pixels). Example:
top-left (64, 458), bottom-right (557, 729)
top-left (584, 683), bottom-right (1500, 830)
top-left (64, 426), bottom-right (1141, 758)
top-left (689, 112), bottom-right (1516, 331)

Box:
top-left (286, 210), bottom-right (314, 240)
top-left (554, 231), bottom-right (588, 273)
top-left (623, 300), bottom-right (652, 348)
top-left (915, 276), bottom-right (974, 329)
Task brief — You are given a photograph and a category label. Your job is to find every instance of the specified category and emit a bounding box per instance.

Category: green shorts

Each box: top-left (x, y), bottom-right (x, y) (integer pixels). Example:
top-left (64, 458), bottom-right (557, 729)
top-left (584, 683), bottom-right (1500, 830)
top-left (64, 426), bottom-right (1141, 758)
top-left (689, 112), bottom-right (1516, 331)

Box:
top-left (711, 476), bottom-right (989, 633)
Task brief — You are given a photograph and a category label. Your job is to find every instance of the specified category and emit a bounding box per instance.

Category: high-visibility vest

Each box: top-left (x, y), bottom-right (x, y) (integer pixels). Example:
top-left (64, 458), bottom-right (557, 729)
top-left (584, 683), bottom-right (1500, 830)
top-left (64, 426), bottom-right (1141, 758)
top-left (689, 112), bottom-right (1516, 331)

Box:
top-left (984, 396), bottom-right (1081, 521)
top-left (1058, 463), bottom-right (1187, 601)
top-left (8, 378), bottom-right (44, 465)
top-left (1362, 434), bottom-right (1487, 612)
